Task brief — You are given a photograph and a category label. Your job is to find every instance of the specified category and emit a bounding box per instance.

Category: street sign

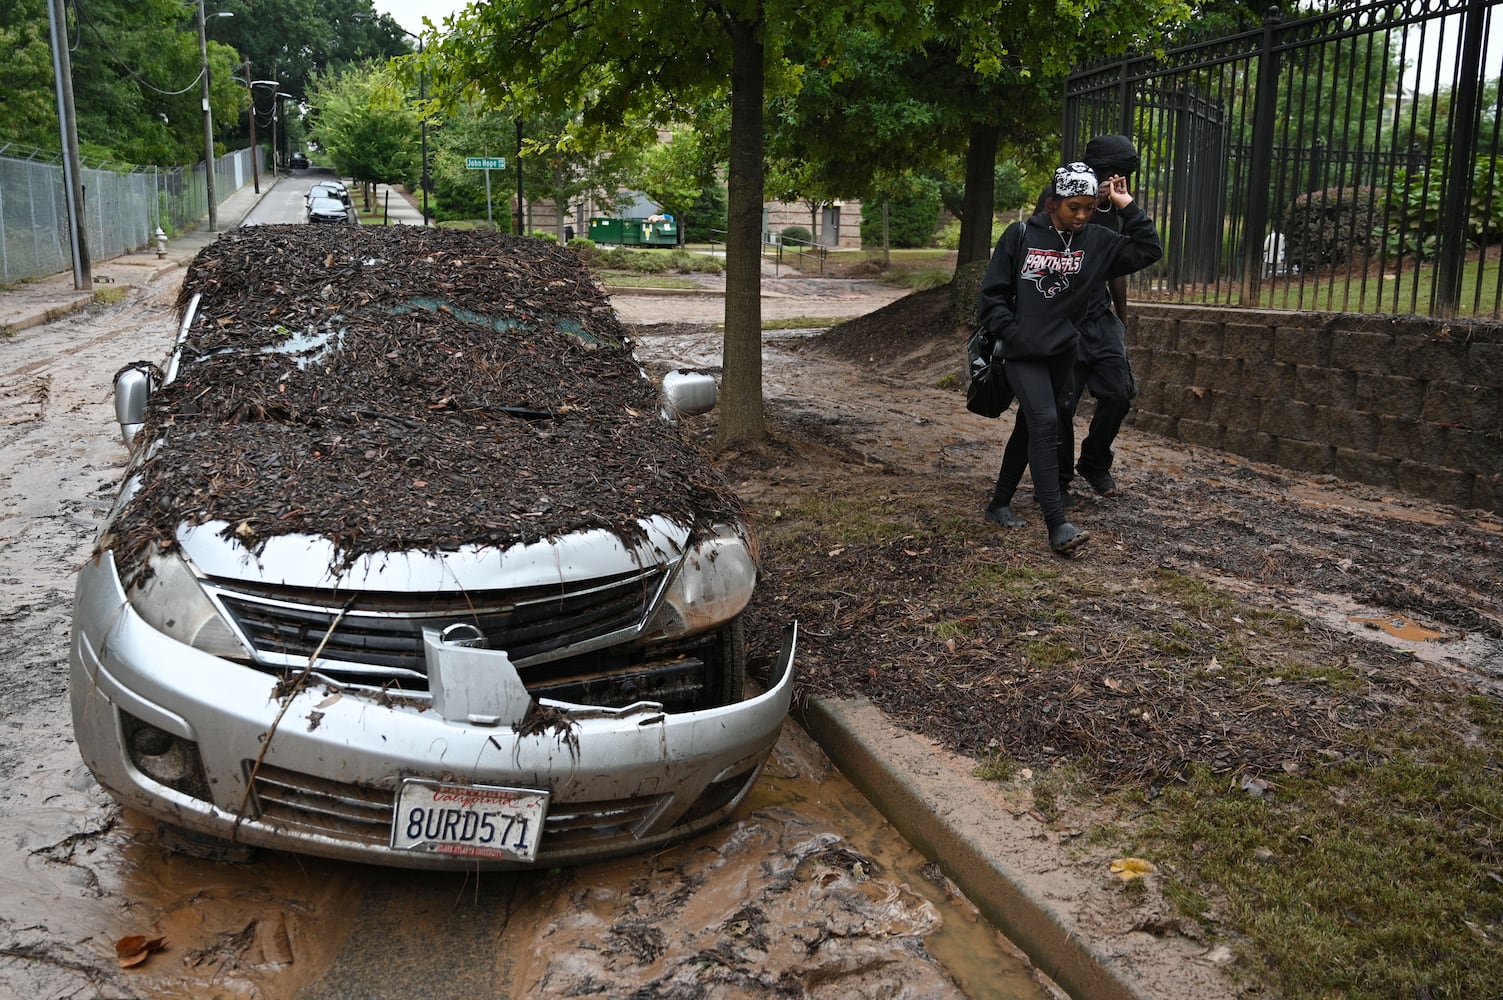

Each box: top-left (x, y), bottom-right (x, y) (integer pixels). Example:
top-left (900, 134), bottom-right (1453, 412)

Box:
top-left (465, 156), bottom-right (506, 170)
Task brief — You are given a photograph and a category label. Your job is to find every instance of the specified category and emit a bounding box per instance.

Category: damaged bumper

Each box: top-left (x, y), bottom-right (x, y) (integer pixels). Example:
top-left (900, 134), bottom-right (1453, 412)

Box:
top-left (69, 553), bottom-right (796, 870)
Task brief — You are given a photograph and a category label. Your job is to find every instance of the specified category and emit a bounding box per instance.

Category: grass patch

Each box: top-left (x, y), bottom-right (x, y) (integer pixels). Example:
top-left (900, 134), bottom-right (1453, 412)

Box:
top-left (1122, 715), bottom-right (1503, 998)
top-left (759, 492), bottom-right (925, 549)
top-left (884, 266), bottom-right (954, 291)
top-left (93, 286), bottom-right (129, 306)
top-left (598, 272), bottom-right (700, 290)
top-left (762, 316), bottom-right (849, 330)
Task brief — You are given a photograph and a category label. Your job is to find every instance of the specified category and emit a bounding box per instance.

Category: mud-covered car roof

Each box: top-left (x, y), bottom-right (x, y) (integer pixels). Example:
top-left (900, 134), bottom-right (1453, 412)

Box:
top-left (104, 225), bottom-right (741, 569)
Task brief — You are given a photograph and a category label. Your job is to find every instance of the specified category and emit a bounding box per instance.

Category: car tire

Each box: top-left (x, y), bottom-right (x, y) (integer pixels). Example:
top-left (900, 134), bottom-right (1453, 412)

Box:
top-left (722, 617), bottom-right (746, 704)
top-left (155, 822), bottom-right (257, 863)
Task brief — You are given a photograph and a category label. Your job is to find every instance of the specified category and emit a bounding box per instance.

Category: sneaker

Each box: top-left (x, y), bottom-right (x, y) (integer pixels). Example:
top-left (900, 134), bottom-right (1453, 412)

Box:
top-left (984, 503), bottom-right (1028, 528)
top-left (1077, 467), bottom-right (1118, 497)
top-left (1049, 522), bottom-right (1090, 555)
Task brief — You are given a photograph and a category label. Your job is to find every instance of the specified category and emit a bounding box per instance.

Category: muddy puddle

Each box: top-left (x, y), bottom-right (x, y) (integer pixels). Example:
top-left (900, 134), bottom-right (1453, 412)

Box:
top-left (297, 723), bottom-right (1054, 999)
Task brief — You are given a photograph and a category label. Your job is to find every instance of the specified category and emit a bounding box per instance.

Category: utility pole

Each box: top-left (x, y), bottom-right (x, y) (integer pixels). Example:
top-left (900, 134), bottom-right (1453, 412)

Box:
top-left (46, 0), bottom-right (90, 289)
top-left (197, 0), bottom-right (217, 230)
top-left (515, 118), bottom-right (524, 235)
top-left (243, 60), bottom-right (260, 194)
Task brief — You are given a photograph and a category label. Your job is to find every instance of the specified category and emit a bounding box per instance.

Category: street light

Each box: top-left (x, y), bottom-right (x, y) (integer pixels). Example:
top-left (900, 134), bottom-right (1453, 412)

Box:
top-left (241, 70), bottom-right (280, 194)
top-left (355, 13), bottom-right (429, 224)
top-left (196, 2), bottom-right (232, 230)
top-left (273, 92), bottom-right (294, 172)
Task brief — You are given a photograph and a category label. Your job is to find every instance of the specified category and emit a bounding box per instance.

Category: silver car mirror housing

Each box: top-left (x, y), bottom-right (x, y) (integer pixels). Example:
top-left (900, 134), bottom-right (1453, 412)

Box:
top-left (114, 365), bottom-right (155, 446)
top-left (660, 369), bottom-right (717, 423)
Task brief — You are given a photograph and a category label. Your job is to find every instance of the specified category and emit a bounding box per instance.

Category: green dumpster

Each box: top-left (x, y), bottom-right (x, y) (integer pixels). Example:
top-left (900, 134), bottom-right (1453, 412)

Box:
top-left (588, 217), bottom-right (626, 243)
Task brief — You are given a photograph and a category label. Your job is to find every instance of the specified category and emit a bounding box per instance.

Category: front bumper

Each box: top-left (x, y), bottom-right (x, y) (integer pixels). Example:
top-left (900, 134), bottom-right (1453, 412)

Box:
top-left (69, 552), bottom-right (796, 870)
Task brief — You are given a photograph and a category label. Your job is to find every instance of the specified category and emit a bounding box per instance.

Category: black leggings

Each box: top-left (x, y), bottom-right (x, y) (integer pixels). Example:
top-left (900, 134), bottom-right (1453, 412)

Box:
top-left (989, 352), bottom-right (1076, 530)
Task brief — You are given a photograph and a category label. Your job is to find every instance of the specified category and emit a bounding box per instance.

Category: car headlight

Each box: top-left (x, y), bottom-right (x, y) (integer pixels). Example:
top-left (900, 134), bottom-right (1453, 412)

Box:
top-left (642, 523), bottom-right (757, 641)
top-left (126, 550), bottom-right (249, 658)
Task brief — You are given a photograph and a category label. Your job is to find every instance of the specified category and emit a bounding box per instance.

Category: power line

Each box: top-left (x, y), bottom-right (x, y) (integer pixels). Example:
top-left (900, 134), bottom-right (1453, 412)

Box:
top-left (72, 0), bottom-right (204, 97)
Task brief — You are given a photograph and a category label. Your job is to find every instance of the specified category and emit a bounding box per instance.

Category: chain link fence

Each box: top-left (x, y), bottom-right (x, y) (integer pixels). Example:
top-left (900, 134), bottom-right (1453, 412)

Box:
top-left (0, 145), bottom-right (260, 286)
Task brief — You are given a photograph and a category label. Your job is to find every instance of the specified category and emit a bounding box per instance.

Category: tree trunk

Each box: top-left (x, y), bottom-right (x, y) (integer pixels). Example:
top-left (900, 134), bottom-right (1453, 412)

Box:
top-left (956, 121), bottom-right (999, 269)
top-left (715, 13), bottom-right (767, 446)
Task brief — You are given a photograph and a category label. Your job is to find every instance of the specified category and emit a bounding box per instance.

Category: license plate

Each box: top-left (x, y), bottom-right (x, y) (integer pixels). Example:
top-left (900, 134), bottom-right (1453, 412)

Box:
top-left (391, 779), bottom-right (549, 862)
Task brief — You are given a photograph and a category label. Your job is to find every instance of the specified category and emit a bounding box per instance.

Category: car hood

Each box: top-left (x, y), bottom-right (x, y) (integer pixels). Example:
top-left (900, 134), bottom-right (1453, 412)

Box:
top-left (173, 513), bottom-right (691, 592)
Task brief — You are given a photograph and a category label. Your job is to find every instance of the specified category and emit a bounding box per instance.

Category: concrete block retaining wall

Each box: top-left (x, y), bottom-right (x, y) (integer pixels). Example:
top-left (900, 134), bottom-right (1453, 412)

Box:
top-left (1124, 305), bottom-right (1503, 514)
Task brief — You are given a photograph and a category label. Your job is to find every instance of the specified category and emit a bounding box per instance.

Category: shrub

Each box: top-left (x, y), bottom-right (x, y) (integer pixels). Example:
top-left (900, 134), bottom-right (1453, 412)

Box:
top-left (860, 182), bottom-right (944, 248)
top-left (1381, 156), bottom-right (1503, 260)
top-left (1279, 186), bottom-right (1383, 272)
top-left (780, 225), bottom-right (814, 245)
top-left (529, 230), bottom-right (558, 243)
top-left (567, 237), bottom-right (597, 253)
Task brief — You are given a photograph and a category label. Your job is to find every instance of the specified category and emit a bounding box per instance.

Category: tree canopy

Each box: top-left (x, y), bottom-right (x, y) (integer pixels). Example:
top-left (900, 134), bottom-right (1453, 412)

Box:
top-left (4, 0), bottom-right (404, 168)
top-left (416, 0), bottom-right (1186, 444)
top-left (305, 61), bottom-right (419, 188)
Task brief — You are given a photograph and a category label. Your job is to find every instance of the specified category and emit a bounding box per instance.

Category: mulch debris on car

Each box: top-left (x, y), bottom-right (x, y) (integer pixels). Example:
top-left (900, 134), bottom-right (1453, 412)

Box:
top-left (103, 225), bottom-right (742, 572)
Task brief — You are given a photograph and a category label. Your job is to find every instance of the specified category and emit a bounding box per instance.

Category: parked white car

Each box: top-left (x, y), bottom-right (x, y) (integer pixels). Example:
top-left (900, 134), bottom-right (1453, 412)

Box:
top-left (71, 225), bottom-right (795, 869)
top-left (305, 179), bottom-right (350, 207)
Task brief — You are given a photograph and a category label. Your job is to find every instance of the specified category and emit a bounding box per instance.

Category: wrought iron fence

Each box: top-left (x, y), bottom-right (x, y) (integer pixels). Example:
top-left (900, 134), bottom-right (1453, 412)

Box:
top-left (1065, 0), bottom-right (1503, 318)
top-left (0, 144), bottom-right (260, 286)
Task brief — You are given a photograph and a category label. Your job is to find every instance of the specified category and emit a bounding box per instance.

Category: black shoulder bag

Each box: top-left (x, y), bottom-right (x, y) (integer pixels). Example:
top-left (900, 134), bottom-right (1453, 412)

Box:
top-left (965, 229), bottom-right (1022, 418)
top-left (965, 327), bottom-right (1013, 418)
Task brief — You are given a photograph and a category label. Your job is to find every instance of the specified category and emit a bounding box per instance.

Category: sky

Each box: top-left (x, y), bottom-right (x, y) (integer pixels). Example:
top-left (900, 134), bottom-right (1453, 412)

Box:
top-left (376, 1), bottom-right (467, 39)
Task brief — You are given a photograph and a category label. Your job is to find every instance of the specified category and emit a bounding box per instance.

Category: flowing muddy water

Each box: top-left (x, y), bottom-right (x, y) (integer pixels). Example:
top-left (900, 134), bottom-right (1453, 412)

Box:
top-left (0, 276), bottom-right (1054, 998)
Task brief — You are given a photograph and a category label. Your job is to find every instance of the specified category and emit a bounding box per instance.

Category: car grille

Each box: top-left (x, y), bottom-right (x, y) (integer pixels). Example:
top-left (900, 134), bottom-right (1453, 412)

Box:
top-left (247, 762), bottom-right (672, 858)
top-left (202, 565), bottom-right (732, 710)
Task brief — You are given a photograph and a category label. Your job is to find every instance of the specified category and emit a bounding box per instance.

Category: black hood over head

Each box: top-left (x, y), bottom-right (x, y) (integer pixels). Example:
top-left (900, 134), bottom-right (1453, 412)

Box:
top-left (1083, 134), bottom-right (1140, 178)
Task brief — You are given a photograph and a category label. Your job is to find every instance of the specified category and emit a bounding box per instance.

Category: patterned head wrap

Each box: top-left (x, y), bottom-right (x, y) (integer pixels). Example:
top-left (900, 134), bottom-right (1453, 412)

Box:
top-left (1053, 162), bottom-right (1098, 199)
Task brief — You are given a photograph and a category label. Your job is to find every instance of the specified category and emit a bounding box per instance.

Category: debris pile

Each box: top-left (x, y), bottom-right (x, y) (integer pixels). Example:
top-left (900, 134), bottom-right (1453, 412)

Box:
top-left (105, 225), bottom-right (742, 568)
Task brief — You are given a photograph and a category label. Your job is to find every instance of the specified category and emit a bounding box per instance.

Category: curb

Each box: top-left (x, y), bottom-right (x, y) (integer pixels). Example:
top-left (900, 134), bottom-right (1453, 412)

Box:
top-left (795, 695), bottom-right (1161, 1000)
top-left (603, 285), bottom-right (723, 298)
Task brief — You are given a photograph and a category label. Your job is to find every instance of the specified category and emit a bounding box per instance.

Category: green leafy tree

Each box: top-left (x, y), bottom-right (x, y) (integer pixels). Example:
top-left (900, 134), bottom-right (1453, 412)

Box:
top-left (429, 0), bottom-right (923, 447)
top-left (632, 129), bottom-right (721, 245)
top-left (0, 0), bottom-right (67, 151)
top-left (306, 61), bottom-right (419, 192)
top-left (764, 3), bottom-right (1187, 271)
top-left (860, 177), bottom-right (943, 248)
top-left (209, 0), bottom-right (407, 119)
top-left (4, 0), bottom-right (244, 166)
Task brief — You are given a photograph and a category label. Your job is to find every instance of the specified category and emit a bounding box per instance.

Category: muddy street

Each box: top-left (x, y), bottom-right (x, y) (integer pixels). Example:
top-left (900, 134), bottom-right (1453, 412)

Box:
top-left (0, 270), bottom-right (1051, 998)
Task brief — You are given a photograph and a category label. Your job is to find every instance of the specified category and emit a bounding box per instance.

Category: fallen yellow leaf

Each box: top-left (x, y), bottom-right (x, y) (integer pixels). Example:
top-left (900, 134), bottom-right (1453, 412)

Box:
top-left (1109, 857), bottom-right (1157, 880)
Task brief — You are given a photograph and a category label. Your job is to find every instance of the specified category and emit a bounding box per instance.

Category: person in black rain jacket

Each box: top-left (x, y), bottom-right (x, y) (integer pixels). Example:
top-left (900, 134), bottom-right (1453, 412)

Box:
top-left (1061, 133), bottom-right (1143, 500)
top-left (975, 162), bottom-right (1161, 554)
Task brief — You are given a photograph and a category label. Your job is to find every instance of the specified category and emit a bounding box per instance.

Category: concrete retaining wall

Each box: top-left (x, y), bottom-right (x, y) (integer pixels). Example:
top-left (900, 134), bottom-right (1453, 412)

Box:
top-left (1124, 305), bottom-right (1503, 513)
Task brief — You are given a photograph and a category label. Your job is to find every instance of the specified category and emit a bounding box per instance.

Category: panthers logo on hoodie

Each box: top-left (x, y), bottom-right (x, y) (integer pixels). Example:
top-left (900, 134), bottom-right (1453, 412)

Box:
top-left (1022, 247), bottom-right (1083, 299)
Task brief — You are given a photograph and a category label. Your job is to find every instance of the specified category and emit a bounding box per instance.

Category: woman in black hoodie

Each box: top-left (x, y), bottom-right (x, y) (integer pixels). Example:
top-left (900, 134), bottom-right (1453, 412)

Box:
top-left (975, 162), bottom-right (1161, 554)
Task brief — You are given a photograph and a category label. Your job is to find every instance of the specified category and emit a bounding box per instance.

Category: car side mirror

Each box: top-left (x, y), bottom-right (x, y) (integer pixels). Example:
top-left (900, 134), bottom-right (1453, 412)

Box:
top-left (114, 364), bottom-right (155, 446)
top-left (660, 369), bottom-right (717, 424)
